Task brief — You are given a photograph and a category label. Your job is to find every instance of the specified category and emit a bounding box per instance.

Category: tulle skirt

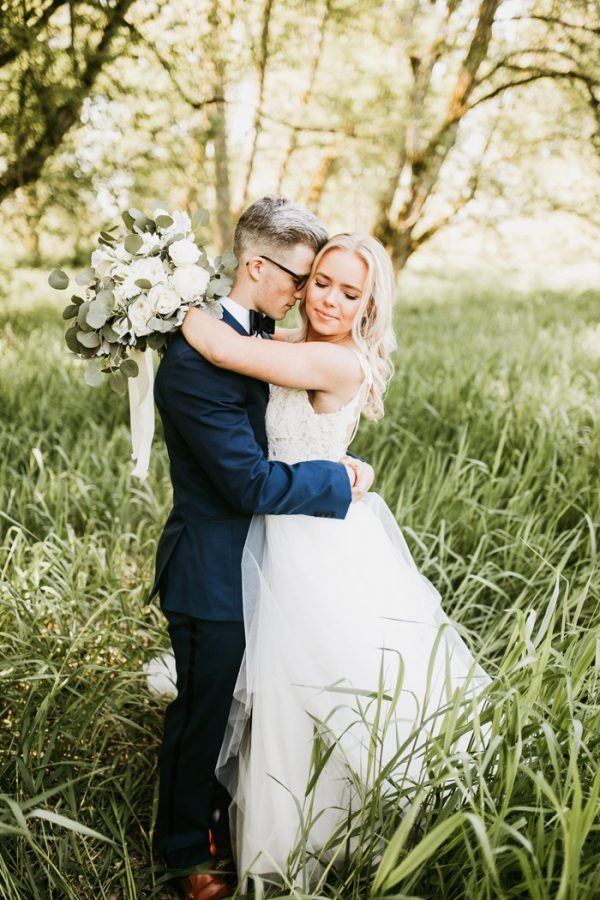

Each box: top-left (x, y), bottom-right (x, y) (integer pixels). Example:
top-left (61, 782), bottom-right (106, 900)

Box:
top-left (213, 493), bottom-right (493, 892)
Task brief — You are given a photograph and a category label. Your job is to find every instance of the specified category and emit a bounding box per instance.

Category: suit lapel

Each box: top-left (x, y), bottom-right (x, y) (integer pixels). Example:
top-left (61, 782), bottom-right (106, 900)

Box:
top-left (221, 306), bottom-right (250, 337)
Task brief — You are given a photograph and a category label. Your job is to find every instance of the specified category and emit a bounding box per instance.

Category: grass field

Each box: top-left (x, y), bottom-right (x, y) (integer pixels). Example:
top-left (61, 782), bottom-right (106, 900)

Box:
top-left (1, 267), bottom-right (598, 898)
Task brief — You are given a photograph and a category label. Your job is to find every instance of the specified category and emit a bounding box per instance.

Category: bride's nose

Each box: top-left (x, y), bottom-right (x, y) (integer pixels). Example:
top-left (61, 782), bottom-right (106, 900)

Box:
top-left (322, 289), bottom-right (337, 308)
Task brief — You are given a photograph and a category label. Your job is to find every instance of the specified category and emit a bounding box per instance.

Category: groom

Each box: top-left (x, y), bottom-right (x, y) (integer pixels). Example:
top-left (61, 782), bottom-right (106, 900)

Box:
top-left (147, 196), bottom-right (373, 900)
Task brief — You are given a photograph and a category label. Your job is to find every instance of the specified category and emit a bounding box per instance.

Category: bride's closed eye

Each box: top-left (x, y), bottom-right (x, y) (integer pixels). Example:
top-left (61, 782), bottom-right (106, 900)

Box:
top-left (315, 279), bottom-right (359, 301)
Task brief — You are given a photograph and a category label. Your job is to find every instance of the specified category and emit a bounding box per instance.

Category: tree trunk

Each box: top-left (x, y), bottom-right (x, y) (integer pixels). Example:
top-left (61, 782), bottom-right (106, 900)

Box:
top-left (374, 0), bottom-right (501, 272)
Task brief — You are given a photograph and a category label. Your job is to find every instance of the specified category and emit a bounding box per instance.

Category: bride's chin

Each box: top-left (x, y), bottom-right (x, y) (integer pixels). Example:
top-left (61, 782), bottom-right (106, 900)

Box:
top-left (307, 315), bottom-right (342, 336)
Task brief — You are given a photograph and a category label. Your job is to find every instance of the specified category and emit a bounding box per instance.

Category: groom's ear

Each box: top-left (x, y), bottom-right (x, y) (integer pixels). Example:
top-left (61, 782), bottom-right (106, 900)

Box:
top-left (245, 256), bottom-right (264, 282)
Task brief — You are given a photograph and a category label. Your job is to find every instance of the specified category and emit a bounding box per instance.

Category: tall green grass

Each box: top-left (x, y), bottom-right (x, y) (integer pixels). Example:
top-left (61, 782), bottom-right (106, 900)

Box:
top-left (1, 270), bottom-right (598, 898)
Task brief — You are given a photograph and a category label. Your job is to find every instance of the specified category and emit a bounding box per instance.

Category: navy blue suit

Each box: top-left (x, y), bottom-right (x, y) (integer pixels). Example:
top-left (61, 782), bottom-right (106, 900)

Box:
top-left (149, 310), bottom-right (352, 870)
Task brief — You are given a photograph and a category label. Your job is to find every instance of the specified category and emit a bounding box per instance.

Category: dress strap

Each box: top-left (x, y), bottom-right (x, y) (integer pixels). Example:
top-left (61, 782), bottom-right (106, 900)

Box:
top-left (350, 348), bottom-right (373, 387)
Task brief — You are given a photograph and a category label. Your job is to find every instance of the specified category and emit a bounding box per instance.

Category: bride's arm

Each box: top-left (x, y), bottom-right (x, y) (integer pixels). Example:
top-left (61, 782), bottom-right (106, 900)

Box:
top-left (272, 325), bottom-right (298, 342)
top-left (181, 307), bottom-right (361, 392)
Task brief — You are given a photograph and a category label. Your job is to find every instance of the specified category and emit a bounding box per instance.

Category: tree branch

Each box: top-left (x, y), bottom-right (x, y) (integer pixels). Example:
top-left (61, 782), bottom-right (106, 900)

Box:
top-left (469, 67), bottom-right (599, 111)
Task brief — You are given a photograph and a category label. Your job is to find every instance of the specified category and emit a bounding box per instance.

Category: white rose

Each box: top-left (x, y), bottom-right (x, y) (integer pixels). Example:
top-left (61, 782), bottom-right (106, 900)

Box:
top-left (148, 283), bottom-right (181, 317)
top-left (128, 294), bottom-right (155, 337)
top-left (129, 256), bottom-right (167, 286)
top-left (168, 238), bottom-right (200, 267)
top-left (170, 264), bottom-right (210, 302)
top-left (91, 248), bottom-right (114, 277)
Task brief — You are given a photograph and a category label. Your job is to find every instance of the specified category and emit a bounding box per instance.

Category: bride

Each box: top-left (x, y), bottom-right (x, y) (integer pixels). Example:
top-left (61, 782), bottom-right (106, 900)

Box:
top-left (179, 232), bottom-right (492, 892)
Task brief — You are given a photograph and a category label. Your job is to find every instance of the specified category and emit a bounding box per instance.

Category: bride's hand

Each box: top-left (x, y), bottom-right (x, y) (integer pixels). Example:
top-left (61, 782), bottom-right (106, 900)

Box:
top-left (340, 456), bottom-right (374, 502)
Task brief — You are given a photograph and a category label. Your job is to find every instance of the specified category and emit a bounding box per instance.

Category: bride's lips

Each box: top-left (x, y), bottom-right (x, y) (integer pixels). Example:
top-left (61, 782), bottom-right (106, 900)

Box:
top-left (314, 308), bottom-right (338, 322)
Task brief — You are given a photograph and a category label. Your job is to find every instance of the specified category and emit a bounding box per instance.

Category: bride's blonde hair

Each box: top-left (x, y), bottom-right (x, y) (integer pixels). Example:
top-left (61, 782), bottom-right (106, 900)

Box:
top-left (292, 232), bottom-right (397, 419)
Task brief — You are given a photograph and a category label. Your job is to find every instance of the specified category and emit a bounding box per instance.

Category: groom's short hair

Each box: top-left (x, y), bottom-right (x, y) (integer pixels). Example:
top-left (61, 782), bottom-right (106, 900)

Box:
top-left (233, 196), bottom-right (328, 261)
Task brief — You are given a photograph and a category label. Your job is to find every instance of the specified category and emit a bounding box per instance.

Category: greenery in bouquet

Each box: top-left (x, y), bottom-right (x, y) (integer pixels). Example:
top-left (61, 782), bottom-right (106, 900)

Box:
top-left (48, 204), bottom-right (237, 393)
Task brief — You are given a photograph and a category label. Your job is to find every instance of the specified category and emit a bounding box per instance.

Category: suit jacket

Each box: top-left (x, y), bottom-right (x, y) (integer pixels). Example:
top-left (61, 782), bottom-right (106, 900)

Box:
top-left (146, 310), bottom-right (352, 620)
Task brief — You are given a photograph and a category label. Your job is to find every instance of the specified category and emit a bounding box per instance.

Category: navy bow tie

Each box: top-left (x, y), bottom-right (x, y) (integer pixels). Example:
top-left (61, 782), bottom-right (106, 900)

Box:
top-left (249, 310), bottom-right (275, 336)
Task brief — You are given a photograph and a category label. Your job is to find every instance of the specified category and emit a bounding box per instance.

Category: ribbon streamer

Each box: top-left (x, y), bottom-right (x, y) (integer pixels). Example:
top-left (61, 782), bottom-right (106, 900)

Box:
top-left (127, 347), bottom-right (155, 480)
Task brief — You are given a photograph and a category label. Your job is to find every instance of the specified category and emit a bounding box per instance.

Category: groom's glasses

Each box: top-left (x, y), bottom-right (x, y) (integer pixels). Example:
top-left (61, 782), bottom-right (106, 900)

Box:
top-left (256, 255), bottom-right (310, 290)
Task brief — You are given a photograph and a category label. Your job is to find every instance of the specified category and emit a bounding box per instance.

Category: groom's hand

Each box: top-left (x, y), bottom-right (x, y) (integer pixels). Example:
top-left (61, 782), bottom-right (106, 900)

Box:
top-left (341, 456), bottom-right (374, 502)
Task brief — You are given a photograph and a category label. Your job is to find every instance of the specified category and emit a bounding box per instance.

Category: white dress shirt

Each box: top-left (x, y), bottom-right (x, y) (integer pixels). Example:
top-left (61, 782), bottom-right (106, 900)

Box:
top-left (221, 295), bottom-right (251, 334)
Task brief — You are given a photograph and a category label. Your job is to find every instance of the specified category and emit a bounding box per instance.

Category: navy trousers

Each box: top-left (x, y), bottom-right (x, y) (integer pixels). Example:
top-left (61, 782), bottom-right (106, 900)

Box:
top-left (155, 607), bottom-right (246, 869)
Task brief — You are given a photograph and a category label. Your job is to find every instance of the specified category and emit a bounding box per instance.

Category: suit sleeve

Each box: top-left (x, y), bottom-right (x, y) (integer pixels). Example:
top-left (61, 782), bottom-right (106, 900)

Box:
top-left (160, 347), bottom-right (352, 519)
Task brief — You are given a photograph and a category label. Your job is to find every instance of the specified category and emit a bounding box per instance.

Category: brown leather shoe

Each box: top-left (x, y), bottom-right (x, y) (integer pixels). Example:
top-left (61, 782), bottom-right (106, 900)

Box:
top-left (179, 872), bottom-right (232, 899)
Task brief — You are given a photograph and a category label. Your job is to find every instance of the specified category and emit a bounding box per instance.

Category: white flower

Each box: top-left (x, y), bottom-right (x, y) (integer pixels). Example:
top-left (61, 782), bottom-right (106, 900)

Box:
top-left (128, 294), bottom-right (155, 337)
top-left (140, 232), bottom-right (162, 255)
top-left (168, 238), bottom-right (200, 267)
top-left (118, 277), bottom-right (143, 300)
top-left (91, 248), bottom-right (114, 277)
top-left (113, 243), bottom-right (132, 263)
top-left (112, 316), bottom-right (130, 337)
top-left (170, 264), bottom-right (210, 302)
top-left (166, 210), bottom-right (192, 236)
top-left (148, 283), bottom-right (181, 317)
top-left (129, 256), bottom-right (167, 286)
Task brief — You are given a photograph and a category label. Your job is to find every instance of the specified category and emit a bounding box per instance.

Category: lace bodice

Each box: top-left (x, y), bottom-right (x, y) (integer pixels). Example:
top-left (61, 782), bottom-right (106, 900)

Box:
top-left (266, 350), bottom-right (372, 464)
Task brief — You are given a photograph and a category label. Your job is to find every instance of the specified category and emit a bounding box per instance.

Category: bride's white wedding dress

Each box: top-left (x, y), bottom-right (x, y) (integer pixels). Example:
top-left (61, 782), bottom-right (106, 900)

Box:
top-left (209, 350), bottom-right (493, 891)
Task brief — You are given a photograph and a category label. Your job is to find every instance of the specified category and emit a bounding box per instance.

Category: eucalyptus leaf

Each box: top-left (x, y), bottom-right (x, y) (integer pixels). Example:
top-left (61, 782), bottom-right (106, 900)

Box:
top-left (146, 333), bottom-right (167, 350)
top-left (49, 269), bottom-right (69, 290)
top-left (220, 251), bottom-right (238, 270)
top-left (120, 358), bottom-right (139, 378)
top-left (212, 275), bottom-right (233, 297)
top-left (100, 230), bottom-right (117, 244)
top-left (102, 324), bottom-right (120, 342)
top-left (75, 268), bottom-right (95, 286)
top-left (86, 303), bottom-right (109, 329)
top-left (70, 294), bottom-right (84, 306)
top-left (124, 234), bottom-right (143, 254)
top-left (148, 316), bottom-right (173, 333)
top-left (65, 327), bottom-right (84, 354)
top-left (133, 216), bottom-right (155, 233)
top-left (77, 302), bottom-right (91, 330)
top-left (77, 330), bottom-right (101, 348)
top-left (122, 210), bottom-right (135, 230)
top-left (85, 361), bottom-right (103, 387)
top-left (109, 371), bottom-right (127, 394)
top-left (156, 214), bottom-right (173, 229)
top-left (135, 279), bottom-right (152, 290)
top-left (95, 289), bottom-right (114, 310)
top-left (128, 207), bottom-right (143, 220)
top-left (62, 304), bottom-right (79, 320)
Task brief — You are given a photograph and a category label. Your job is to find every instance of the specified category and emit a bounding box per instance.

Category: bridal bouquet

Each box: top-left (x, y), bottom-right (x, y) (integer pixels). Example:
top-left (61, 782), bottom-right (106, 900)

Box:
top-left (49, 204), bottom-right (236, 392)
top-left (49, 204), bottom-right (237, 478)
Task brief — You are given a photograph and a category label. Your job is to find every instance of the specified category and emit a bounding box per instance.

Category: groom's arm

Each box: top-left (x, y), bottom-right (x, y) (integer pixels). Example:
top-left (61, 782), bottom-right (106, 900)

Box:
top-left (160, 348), bottom-right (352, 519)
